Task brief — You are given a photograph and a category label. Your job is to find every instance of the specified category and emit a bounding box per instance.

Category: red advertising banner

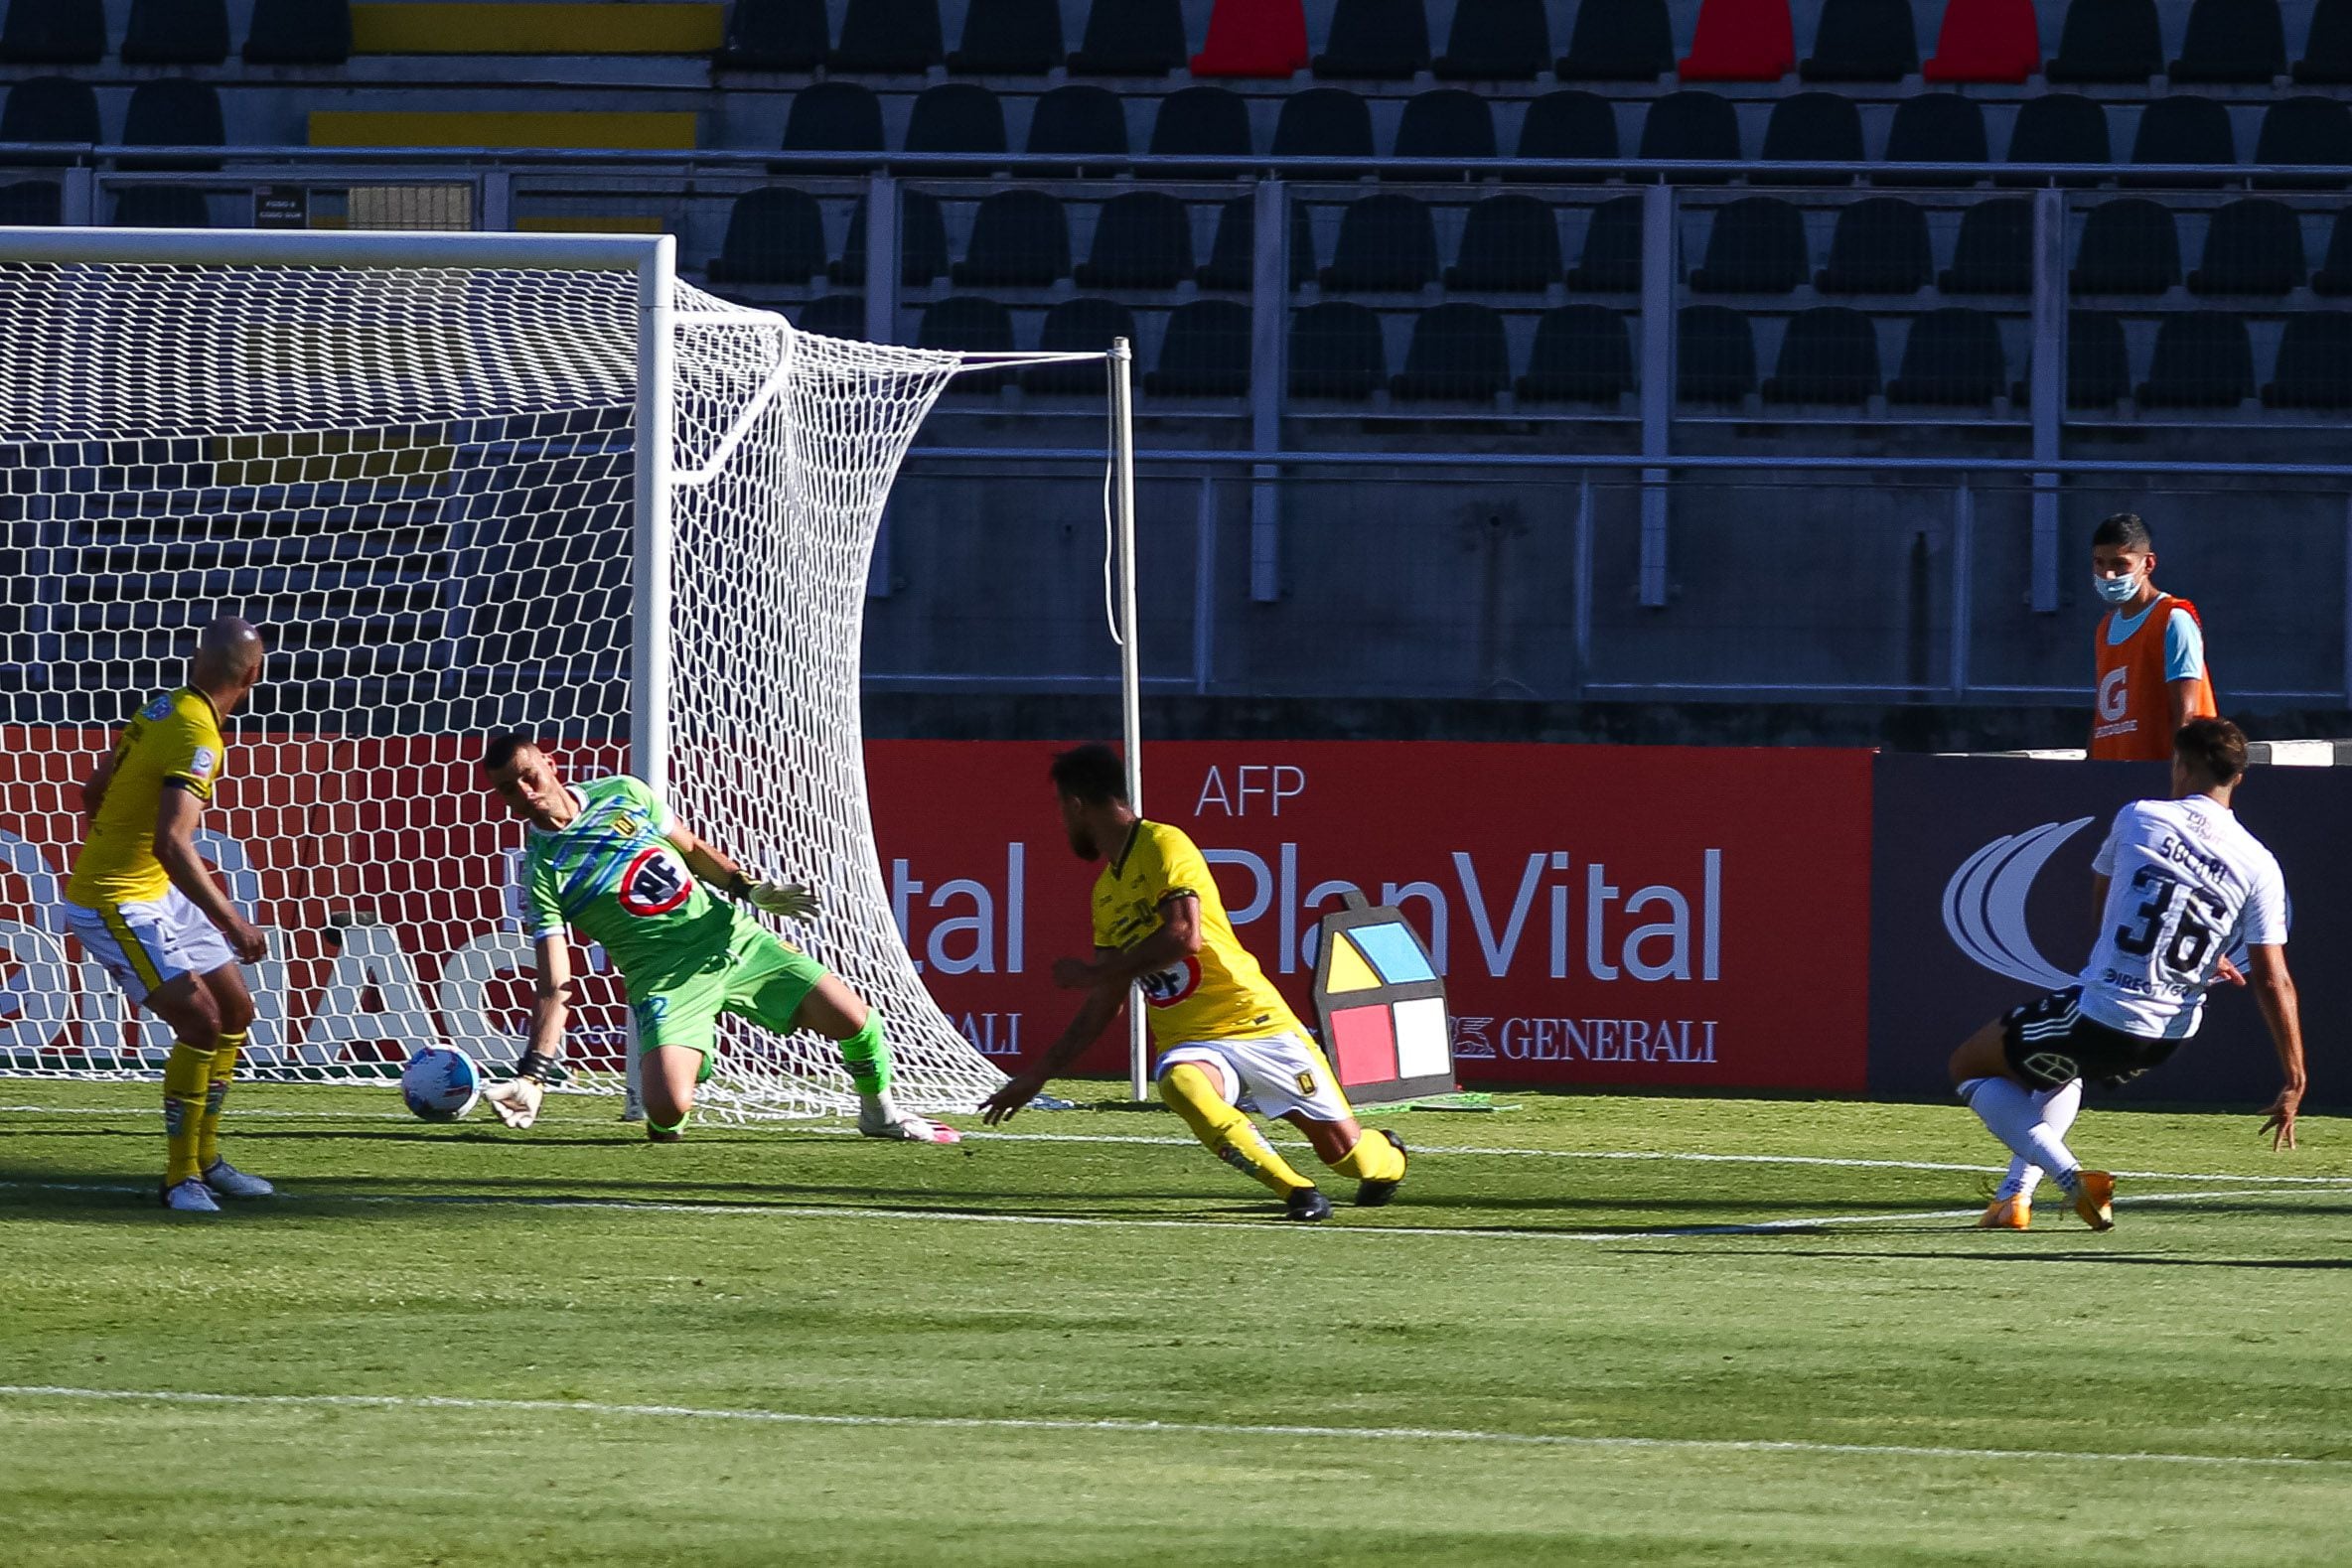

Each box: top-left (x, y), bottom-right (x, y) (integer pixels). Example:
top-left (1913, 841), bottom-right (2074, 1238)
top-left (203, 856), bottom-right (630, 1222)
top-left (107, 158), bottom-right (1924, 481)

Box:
top-left (868, 742), bottom-right (1877, 1092)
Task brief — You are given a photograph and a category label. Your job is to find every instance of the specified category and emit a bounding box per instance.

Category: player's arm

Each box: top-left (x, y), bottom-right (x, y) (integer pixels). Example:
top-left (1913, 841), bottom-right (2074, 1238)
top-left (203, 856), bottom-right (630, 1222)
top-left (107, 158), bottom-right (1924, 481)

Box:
top-left (152, 785), bottom-right (265, 962)
top-left (484, 932), bottom-right (575, 1131)
top-left (2166, 678), bottom-right (2204, 732)
top-left (2247, 942), bottom-right (2306, 1151)
top-left (662, 819), bottom-right (818, 920)
top-left (981, 950), bottom-right (1129, 1125)
top-left (1053, 894), bottom-right (1201, 991)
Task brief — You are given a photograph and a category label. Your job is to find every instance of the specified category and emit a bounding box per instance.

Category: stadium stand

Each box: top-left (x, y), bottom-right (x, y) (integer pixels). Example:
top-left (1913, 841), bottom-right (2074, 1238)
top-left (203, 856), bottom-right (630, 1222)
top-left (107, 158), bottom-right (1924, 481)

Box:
top-left (1757, 92), bottom-right (1864, 184)
top-left (2001, 93), bottom-right (2111, 186)
top-left (0, 75), bottom-right (98, 158)
top-left (123, 0), bottom-right (228, 65)
top-left (1320, 194), bottom-right (1440, 291)
top-left (1514, 88), bottom-right (1620, 163)
top-left (2188, 198), bottom-right (2308, 294)
top-left (1146, 299), bottom-right (1250, 396)
top-left (1567, 195), bottom-right (1645, 292)
top-left (904, 83), bottom-right (1006, 158)
top-left (1923, 0), bottom-right (2040, 82)
top-left (1312, 0), bottom-right (1429, 79)
top-left (1639, 88), bottom-right (1742, 176)
top-left (1190, 0), bottom-right (1306, 78)
top-left (2138, 309), bottom-right (2257, 406)
top-left (1288, 300), bottom-right (1388, 398)
top-left (1678, 304), bottom-right (1759, 401)
top-left (2264, 311), bottom-right (2352, 404)
top-left (796, 294), bottom-right (866, 338)
top-left (1022, 297), bottom-right (1128, 394)
top-left (2296, 0), bottom-right (2352, 81)
top-left (780, 81), bottom-right (885, 156)
top-left (1069, 0), bottom-right (1184, 74)
top-left (1800, 0), bottom-right (1918, 82)
top-left (2034, 310), bottom-right (2134, 406)
top-left (707, 187), bottom-right (829, 285)
top-left (120, 80), bottom-right (224, 172)
top-left (917, 295), bottom-right (1016, 395)
top-left (1516, 304), bottom-right (1636, 402)
top-left (2169, 0), bottom-right (2287, 82)
top-left (1888, 307), bottom-right (2009, 404)
top-left (720, 0), bottom-right (827, 70)
top-left (1075, 192), bottom-right (1192, 289)
top-left (242, 0), bottom-right (351, 64)
top-left (1764, 306), bottom-right (1882, 402)
top-left (2314, 210), bottom-right (2352, 292)
top-left (834, 191), bottom-right (950, 285)
top-left (2072, 199), bottom-right (2183, 293)
top-left (1391, 302), bottom-right (1511, 401)
top-left (0, 179), bottom-right (60, 223)
top-left (1025, 84), bottom-right (1127, 177)
top-left (1433, 0), bottom-right (1550, 80)
top-left (1879, 92), bottom-right (1987, 184)
top-left (2045, 0), bottom-right (2163, 81)
top-left (948, 0), bottom-right (1060, 74)
top-left (1271, 85), bottom-right (1375, 163)
top-left (1679, 0), bottom-right (1796, 81)
top-left (111, 186), bottom-right (211, 228)
top-left (2129, 95), bottom-right (2237, 187)
top-left (1690, 197), bottom-right (1810, 294)
top-left (1939, 198), bottom-right (2033, 293)
top-left (0, 0), bottom-right (102, 64)
top-left (2254, 96), bottom-right (2352, 188)
top-left (829, 0), bottom-right (943, 73)
top-left (1816, 198), bottom-right (1933, 293)
top-left (1393, 89), bottom-right (1498, 167)
top-left (953, 189), bottom-right (1070, 287)
top-left (1148, 84), bottom-right (1253, 174)
top-left (1198, 193), bottom-right (1317, 290)
top-left (1445, 195), bottom-right (1563, 291)
top-left (1556, 0), bottom-right (1675, 79)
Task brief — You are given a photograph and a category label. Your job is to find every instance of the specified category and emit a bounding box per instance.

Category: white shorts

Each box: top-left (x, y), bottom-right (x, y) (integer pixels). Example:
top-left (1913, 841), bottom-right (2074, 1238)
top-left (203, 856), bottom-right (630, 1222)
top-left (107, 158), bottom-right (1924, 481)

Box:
top-left (1157, 1030), bottom-right (1355, 1124)
top-left (63, 889), bottom-right (237, 1005)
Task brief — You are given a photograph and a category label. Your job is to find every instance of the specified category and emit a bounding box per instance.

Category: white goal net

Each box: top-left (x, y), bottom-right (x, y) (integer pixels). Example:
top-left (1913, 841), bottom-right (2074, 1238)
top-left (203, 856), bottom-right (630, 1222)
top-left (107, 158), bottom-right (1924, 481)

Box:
top-left (0, 231), bottom-right (1027, 1119)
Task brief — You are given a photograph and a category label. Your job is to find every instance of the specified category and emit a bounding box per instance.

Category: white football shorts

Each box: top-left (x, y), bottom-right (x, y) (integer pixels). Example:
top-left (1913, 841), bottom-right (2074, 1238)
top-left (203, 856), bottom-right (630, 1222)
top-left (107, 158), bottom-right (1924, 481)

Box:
top-left (63, 888), bottom-right (238, 1004)
top-left (1156, 1029), bottom-right (1355, 1124)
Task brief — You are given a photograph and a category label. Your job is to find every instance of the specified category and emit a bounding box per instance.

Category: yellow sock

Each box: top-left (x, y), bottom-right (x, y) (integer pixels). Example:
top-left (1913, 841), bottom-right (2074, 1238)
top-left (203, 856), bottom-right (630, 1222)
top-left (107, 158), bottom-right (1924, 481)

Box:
top-left (1159, 1064), bottom-right (1314, 1197)
top-left (162, 1042), bottom-right (216, 1186)
top-left (196, 1032), bottom-right (243, 1172)
top-left (1331, 1128), bottom-right (1404, 1183)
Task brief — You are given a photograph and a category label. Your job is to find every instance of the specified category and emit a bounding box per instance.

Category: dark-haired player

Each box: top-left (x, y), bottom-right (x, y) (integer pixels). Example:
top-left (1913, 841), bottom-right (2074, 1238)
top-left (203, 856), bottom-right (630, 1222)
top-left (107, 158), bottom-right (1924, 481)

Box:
top-left (1950, 719), bottom-right (2305, 1231)
top-left (475, 735), bottom-right (956, 1144)
top-left (979, 744), bottom-right (1406, 1221)
top-left (2090, 511), bottom-right (2218, 762)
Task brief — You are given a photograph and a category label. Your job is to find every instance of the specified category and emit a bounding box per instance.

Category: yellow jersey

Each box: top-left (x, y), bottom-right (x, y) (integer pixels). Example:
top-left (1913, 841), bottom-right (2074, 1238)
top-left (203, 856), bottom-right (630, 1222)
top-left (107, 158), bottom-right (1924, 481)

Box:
top-left (1091, 819), bottom-right (1303, 1049)
top-left (66, 688), bottom-right (225, 909)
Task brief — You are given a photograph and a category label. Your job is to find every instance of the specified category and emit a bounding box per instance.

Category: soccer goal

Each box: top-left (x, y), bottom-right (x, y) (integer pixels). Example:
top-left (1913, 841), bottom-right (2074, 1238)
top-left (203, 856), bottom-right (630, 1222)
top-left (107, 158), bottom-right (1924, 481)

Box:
top-left (0, 227), bottom-right (1138, 1119)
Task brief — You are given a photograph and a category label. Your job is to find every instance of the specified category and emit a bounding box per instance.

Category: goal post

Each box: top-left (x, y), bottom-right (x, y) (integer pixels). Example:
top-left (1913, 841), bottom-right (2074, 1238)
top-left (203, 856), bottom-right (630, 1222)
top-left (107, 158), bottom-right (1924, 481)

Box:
top-left (0, 225), bottom-right (1141, 1121)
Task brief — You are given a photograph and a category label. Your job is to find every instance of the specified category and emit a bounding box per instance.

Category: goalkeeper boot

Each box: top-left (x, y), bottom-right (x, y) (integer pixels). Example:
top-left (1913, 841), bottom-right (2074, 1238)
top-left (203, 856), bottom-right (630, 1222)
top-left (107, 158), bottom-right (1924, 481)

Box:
top-left (2072, 1171), bottom-right (2116, 1232)
top-left (858, 1094), bottom-right (961, 1145)
top-left (160, 1177), bottom-right (220, 1213)
top-left (202, 1159), bottom-right (274, 1199)
top-left (1353, 1130), bottom-right (1408, 1209)
top-left (1284, 1187), bottom-right (1332, 1223)
top-left (1976, 1195), bottom-right (2031, 1230)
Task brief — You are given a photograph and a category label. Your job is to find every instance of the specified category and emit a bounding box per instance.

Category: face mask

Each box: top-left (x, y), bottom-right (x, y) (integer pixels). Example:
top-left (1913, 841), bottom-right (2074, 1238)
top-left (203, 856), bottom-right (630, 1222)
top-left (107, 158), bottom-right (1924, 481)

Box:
top-left (2093, 572), bottom-right (2140, 605)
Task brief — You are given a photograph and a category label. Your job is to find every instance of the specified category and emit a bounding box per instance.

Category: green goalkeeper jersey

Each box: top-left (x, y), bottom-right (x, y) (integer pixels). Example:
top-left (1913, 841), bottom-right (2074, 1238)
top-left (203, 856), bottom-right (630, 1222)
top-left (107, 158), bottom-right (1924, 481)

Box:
top-left (517, 775), bottom-right (743, 994)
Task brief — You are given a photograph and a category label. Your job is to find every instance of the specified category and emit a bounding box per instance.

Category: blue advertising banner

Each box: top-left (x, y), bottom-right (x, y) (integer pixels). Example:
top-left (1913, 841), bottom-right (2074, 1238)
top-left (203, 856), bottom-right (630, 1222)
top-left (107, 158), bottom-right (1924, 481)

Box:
top-left (1867, 755), bottom-right (2352, 1108)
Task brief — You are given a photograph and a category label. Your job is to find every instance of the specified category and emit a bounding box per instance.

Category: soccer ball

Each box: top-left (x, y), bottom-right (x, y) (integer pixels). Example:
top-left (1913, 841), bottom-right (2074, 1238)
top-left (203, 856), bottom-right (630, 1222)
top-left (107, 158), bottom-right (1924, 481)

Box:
top-left (401, 1047), bottom-right (482, 1122)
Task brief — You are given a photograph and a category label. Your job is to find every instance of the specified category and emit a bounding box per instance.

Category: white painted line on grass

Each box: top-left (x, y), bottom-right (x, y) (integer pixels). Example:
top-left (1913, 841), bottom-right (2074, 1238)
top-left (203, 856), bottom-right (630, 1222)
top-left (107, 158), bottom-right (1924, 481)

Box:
top-left (0, 1384), bottom-right (2340, 1471)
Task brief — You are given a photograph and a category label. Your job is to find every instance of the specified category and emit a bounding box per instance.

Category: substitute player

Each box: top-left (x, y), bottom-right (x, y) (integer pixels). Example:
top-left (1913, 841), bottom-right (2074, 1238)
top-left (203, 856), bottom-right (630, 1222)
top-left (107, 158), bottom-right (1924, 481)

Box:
top-left (979, 744), bottom-right (1405, 1222)
top-left (62, 616), bottom-right (272, 1212)
top-left (1949, 719), bottom-right (2304, 1231)
top-left (2090, 512), bottom-right (2218, 761)
top-left (475, 736), bottom-right (956, 1144)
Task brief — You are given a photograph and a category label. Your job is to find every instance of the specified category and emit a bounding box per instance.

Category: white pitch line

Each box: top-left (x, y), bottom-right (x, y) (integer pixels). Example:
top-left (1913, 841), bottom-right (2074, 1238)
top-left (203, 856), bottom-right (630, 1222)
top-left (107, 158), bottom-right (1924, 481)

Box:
top-left (9, 1101), bottom-right (2352, 1188)
top-left (0, 1178), bottom-right (2315, 1242)
top-left (0, 1384), bottom-right (2340, 1472)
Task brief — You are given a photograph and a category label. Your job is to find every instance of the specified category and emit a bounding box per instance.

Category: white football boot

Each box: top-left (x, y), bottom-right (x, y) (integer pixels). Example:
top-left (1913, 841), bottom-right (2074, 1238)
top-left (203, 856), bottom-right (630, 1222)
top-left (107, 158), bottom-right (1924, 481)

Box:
top-left (160, 1177), bottom-right (220, 1213)
top-left (857, 1093), bottom-right (961, 1144)
top-left (202, 1159), bottom-right (275, 1199)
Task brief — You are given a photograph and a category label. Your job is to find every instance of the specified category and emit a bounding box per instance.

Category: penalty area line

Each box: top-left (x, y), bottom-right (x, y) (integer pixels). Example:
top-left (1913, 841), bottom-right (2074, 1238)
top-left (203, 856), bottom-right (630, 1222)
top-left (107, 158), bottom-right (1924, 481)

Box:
top-left (0, 1384), bottom-right (2340, 1471)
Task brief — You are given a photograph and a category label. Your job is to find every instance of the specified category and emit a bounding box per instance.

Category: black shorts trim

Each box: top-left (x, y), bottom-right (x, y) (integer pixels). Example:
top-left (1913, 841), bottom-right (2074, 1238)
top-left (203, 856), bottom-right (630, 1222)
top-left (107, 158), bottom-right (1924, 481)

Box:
top-left (1999, 985), bottom-right (2179, 1089)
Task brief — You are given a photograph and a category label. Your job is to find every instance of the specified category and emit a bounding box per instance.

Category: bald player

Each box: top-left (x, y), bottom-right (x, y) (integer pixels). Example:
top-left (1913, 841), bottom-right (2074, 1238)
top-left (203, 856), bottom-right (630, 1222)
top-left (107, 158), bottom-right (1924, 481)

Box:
top-left (63, 616), bottom-right (271, 1213)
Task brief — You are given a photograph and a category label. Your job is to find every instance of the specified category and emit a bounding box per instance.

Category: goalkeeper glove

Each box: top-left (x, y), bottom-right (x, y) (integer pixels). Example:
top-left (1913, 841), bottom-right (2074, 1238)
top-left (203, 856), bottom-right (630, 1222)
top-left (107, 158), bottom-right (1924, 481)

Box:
top-left (728, 874), bottom-right (819, 920)
top-left (485, 1049), bottom-right (569, 1131)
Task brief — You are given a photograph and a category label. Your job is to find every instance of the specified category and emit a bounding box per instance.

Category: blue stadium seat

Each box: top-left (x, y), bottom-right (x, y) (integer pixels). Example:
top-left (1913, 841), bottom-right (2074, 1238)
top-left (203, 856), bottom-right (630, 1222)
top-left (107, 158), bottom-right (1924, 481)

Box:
top-left (2255, 96), bottom-right (2352, 189)
top-left (112, 187), bottom-right (211, 228)
top-left (1025, 84), bottom-right (1127, 176)
top-left (1076, 192), bottom-right (1193, 289)
top-left (1394, 89), bottom-right (1497, 167)
top-left (120, 80), bottom-right (223, 173)
top-left (2129, 94), bottom-right (2236, 188)
top-left (1198, 193), bottom-right (1317, 290)
top-left (1022, 298), bottom-right (1130, 395)
top-left (2045, 0), bottom-right (2160, 82)
top-left (0, 0), bottom-right (103, 63)
top-left (2296, 0), bottom-right (2352, 82)
top-left (1392, 303), bottom-right (1511, 401)
top-left (949, 0), bottom-right (1062, 73)
top-left (2071, 199), bottom-right (2180, 293)
top-left (1800, 0), bottom-right (1918, 82)
top-left (1638, 90), bottom-right (1741, 175)
top-left (1757, 92), bottom-right (1863, 186)
top-left (917, 296), bottom-right (1016, 393)
top-left (833, 190), bottom-right (950, 285)
top-left (1678, 305), bottom-right (1757, 402)
top-left (1880, 92), bottom-right (1988, 185)
top-left (782, 81), bottom-right (885, 157)
top-left (242, 0), bottom-right (350, 64)
top-left (1445, 194), bottom-right (1562, 291)
top-left (1516, 305), bottom-right (1634, 402)
top-left (1566, 195), bottom-right (1644, 292)
top-left (1147, 300), bottom-right (1250, 396)
top-left (2263, 312), bottom-right (2352, 405)
top-left (1690, 197), bottom-right (1809, 294)
top-left (1434, 0), bottom-right (1550, 80)
top-left (1938, 198), bottom-right (2031, 293)
top-left (831, 0), bottom-right (942, 72)
top-left (2188, 198), bottom-right (2306, 294)
top-left (795, 294), bottom-right (867, 338)
top-left (1764, 307), bottom-right (1882, 403)
top-left (1321, 195), bottom-right (1440, 291)
top-left (1888, 308), bottom-right (2007, 404)
top-left (905, 83), bottom-right (1006, 156)
top-left (1816, 198), bottom-right (1932, 293)
top-left (2314, 209), bottom-right (2352, 293)
top-left (1272, 87), bottom-right (1374, 162)
top-left (1556, 0), bottom-right (1673, 79)
top-left (707, 187), bottom-right (829, 285)
top-left (1069, 0), bottom-right (1184, 73)
top-left (2001, 93), bottom-right (2110, 187)
top-left (721, 0), bottom-right (828, 69)
top-left (953, 189), bottom-right (1071, 286)
top-left (1288, 301), bottom-right (1389, 398)
top-left (1515, 89), bottom-right (1618, 169)
top-left (1313, 0), bottom-right (1429, 79)
top-left (0, 76), bottom-right (97, 163)
top-left (2170, 0), bottom-right (2286, 82)
top-left (123, 0), bottom-right (227, 64)
top-left (2137, 310), bottom-right (2255, 406)
top-left (1149, 85), bottom-right (1253, 175)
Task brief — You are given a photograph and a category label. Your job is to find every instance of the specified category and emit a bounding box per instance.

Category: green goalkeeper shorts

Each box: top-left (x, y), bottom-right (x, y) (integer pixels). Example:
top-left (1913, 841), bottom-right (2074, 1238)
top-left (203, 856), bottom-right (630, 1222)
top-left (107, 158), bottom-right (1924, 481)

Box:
top-left (629, 919), bottom-right (826, 1081)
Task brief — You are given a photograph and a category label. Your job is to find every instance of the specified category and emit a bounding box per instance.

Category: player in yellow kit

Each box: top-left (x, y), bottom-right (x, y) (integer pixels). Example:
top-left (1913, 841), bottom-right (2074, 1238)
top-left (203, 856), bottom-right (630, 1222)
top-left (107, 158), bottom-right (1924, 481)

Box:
top-left (981, 745), bottom-right (1406, 1221)
top-left (61, 616), bottom-right (270, 1212)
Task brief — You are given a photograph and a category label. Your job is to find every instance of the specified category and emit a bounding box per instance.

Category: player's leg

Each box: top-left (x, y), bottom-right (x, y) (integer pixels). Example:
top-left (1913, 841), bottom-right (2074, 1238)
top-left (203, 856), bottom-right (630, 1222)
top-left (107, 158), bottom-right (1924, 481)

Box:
top-left (1155, 1047), bottom-right (1326, 1218)
top-left (191, 956), bottom-right (272, 1198)
top-left (67, 899), bottom-right (223, 1210)
top-left (1951, 995), bottom-right (2107, 1228)
top-left (1250, 1034), bottom-right (1407, 1207)
top-left (632, 976), bottom-right (724, 1141)
top-left (639, 1045), bottom-right (709, 1141)
top-left (1990, 1077), bottom-right (2083, 1222)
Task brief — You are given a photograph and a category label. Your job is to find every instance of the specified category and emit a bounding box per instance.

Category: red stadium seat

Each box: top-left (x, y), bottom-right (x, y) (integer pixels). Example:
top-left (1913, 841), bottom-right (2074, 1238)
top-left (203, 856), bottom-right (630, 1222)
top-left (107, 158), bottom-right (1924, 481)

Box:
top-left (1678, 0), bottom-right (1793, 81)
top-left (1923, 0), bottom-right (2039, 82)
top-left (1190, 0), bottom-right (1306, 78)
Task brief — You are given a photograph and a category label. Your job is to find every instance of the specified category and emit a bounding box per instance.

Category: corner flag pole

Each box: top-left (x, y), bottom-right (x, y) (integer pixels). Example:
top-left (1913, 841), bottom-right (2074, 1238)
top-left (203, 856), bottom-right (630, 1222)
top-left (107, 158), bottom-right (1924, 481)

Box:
top-left (1110, 338), bottom-right (1148, 1102)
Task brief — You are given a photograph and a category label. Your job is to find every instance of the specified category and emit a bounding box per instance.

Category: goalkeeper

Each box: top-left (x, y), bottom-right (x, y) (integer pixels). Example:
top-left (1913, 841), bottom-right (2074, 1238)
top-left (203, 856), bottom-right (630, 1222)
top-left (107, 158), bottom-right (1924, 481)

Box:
top-left (475, 734), bottom-right (956, 1144)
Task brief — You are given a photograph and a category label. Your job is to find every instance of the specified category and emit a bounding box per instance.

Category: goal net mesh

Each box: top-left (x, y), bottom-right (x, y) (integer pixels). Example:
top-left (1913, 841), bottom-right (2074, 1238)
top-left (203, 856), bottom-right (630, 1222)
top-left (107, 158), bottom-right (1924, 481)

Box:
top-left (0, 256), bottom-right (1006, 1119)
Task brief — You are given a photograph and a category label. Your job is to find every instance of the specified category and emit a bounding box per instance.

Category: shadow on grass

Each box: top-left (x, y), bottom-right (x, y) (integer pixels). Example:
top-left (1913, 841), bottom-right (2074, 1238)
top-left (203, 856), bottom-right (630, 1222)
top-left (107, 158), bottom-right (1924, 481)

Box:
top-left (1737, 1246), bottom-right (2352, 1269)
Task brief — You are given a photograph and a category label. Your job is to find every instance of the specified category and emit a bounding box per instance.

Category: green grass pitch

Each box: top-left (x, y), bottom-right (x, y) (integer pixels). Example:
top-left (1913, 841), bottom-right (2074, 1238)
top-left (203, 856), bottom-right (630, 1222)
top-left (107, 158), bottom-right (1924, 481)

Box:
top-left (3, 1082), bottom-right (2350, 1566)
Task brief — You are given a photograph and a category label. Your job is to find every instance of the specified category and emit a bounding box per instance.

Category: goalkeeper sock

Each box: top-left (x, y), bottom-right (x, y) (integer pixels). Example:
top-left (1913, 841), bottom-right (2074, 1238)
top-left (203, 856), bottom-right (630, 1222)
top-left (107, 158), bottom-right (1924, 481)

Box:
top-left (647, 1111), bottom-right (689, 1138)
top-left (1159, 1064), bottom-right (1314, 1197)
top-left (196, 1031), bottom-right (243, 1171)
top-left (838, 1014), bottom-right (892, 1098)
top-left (1329, 1127), bottom-right (1405, 1184)
top-left (162, 1042), bottom-right (216, 1186)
